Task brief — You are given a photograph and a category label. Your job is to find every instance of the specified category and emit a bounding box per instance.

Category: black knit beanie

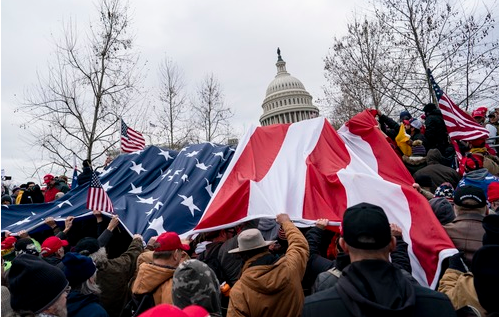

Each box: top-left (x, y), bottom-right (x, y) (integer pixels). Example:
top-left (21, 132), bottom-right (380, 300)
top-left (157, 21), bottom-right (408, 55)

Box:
top-left (74, 237), bottom-right (100, 255)
top-left (9, 254), bottom-right (68, 313)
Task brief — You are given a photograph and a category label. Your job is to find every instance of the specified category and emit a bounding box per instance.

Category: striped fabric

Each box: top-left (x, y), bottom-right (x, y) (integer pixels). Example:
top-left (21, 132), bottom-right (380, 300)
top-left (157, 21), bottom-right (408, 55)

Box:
top-left (121, 119), bottom-right (146, 153)
top-left (86, 171), bottom-right (114, 213)
top-left (428, 70), bottom-right (489, 141)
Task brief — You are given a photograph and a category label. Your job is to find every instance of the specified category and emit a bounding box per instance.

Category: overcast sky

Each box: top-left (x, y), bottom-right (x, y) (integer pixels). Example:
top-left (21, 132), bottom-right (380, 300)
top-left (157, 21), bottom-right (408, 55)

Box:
top-left (1, 0), bottom-right (364, 185)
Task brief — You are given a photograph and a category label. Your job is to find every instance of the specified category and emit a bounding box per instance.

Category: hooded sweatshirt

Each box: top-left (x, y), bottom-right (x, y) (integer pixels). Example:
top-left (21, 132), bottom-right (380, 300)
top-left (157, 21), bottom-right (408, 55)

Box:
top-left (132, 262), bottom-right (176, 305)
top-left (303, 260), bottom-right (456, 317)
top-left (172, 259), bottom-right (222, 317)
top-left (459, 168), bottom-right (499, 197)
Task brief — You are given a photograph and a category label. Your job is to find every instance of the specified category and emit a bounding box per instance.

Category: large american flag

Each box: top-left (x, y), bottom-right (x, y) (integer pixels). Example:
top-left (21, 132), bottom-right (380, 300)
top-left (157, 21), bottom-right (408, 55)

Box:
top-left (428, 69), bottom-right (489, 141)
top-left (87, 171), bottom-right (114, 213)
top-left (121, 119), bottom-right (146, 153)
top-left (194, 114), bottom-right (457, 288)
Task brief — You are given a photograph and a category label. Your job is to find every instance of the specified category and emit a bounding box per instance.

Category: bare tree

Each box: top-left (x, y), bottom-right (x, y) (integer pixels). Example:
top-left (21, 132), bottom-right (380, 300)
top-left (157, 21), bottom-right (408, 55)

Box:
top-left (373, 0), bottom-right (499, 109)
top-left (21, 0), bottom-right (145, 172)
top-left (192, 73), bottom-right (233, 143)
top-left (322, 15), bottom-right (404, 123)
top-left (151, 57), bottom-right (195, 149)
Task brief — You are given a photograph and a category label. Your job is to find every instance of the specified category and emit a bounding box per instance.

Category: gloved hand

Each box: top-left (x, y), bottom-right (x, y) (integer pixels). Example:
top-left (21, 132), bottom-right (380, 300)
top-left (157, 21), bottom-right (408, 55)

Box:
top-left (448, 252), bottom-right (468, 273)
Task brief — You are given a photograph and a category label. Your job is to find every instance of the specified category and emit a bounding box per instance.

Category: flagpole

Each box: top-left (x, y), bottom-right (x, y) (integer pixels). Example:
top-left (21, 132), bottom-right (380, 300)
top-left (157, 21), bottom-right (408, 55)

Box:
top-left (119, 116), bottom-right (122, 154)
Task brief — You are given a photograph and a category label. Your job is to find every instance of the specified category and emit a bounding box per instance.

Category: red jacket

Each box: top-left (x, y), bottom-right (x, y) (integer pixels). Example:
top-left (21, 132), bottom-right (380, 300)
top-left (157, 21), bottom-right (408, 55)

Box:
top-left (44, 186), bottom-right (59, 203)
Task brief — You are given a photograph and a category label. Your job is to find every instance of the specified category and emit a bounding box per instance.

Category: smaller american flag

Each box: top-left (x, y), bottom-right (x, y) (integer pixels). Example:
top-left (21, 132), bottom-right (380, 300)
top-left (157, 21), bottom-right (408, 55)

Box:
top-left (87, 172), bottom-right (114, 213)
top-left (428, 69), bottom-right (489, 141)
top-left (121, 119), bottom-right (146, 153)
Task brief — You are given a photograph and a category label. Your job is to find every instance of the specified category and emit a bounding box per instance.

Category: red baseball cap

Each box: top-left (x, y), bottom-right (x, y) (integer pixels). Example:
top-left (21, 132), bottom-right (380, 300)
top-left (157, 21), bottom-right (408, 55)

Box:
top-left (1, 236), bottom-right (17, 250)
top-left (472, 107), bottom-right (488, 118)
top-left (138, 304), bottom-right (209, 317)
top-left (154, 232), bottom-right (190, 252)
top-left (41, 236), bottom-right (68, 257)
top-left (43, 174), bottom-right (55, 184)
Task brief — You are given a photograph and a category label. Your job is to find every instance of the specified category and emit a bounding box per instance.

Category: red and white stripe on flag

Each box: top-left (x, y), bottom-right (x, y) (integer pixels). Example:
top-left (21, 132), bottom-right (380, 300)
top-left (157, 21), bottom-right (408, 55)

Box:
top-left (86, 172), bottom-right (114, 213)
top-left (121, 119), bottom-right (146, 153)
top-left (438, 93), bottom-right (489, 141)
top-left (195, 112), bottom-right (457, 288)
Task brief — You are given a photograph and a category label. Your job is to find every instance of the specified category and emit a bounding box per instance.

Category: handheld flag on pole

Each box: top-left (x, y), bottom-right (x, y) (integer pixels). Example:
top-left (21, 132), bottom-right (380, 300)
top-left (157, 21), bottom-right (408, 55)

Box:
top-left (72, 154), bottom-right (78, 189)
top-left (86, 171), bottom-right (114, 213)
top-left (427, 69), bottom-right (490, 168)
top-left (121, 119), bottom-right (146, 153)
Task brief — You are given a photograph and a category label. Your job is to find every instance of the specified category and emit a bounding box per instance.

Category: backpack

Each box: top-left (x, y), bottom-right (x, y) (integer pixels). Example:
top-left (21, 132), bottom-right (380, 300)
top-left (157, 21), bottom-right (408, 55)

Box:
top-left (198, 241), bottom-right (225, 283)
top-left (123, 286), bottom-right (160, 317)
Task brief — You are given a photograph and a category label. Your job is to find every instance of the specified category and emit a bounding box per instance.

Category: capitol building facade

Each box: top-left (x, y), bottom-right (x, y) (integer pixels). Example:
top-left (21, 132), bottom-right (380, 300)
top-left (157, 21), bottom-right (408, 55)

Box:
top-left (259, 49), bottom-right (320, 126)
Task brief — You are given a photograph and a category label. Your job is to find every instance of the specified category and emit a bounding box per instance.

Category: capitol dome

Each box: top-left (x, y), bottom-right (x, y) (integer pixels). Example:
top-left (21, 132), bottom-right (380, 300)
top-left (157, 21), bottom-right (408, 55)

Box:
top-left (260, 48), bottom-right (319, 126)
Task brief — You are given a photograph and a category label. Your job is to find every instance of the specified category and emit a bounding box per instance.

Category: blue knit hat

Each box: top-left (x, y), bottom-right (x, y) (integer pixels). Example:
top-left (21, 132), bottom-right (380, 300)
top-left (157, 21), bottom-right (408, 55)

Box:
top-left (62, 252), bottom-right (96, 286)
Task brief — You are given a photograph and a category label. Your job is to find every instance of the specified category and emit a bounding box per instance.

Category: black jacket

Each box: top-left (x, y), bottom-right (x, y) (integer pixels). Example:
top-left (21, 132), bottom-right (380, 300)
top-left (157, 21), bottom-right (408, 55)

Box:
top-left (77, 166), bottom-right (93, 186)
top-left (424, 109), bottom-right (449, 153)
top-left (312, 236), bottom-right (413, 294)
top-left (303, 260), bottom-right (456, 317)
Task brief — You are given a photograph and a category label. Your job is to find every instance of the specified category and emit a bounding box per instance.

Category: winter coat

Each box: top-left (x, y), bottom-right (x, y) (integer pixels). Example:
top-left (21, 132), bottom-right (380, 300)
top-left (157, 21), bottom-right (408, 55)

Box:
top-left (95, 238), bottom-right (143, 317)
top-left (444, 213), bottom-right (485, 267)
top-left (218, 236), bottom-right (244, 288)
top-left (132, 262), bottom-right (176, 305)
top-left (424, 109), bottom-right (449, 153)
top-left (44, 186), bottom-right (60, 203)
top-left (303, 260), bottom-right (456, 317)
top-left (227, 220), bottom-right (309, 317)
top-left (402, 155), bottom-right (427, 176)
top-left (438, 268), bottom-right (486, 316)
top-left (312, 236), bottom-right (414, 294)
top-left (413, 149), bottom-right (461, 192)
top-left (77, 167), bottom-right (93, 186)
top-left (458, 168), bottom-right (499, 197)
top-left (303, 227), bottom-right (335, 293)
top-left (67, 291), bottom-right (108, 317)
top-left (56, 180), bottom-right (70, 194)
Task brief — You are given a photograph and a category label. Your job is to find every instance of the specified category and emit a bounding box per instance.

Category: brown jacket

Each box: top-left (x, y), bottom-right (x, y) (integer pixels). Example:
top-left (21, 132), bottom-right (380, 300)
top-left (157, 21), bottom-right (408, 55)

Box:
top-left (227, 220), bottom-right (309, 317)
top-left (131, 262), bottom-right (175, 305)
top-left (438, 268), bottom-right (486, 316)
top-left (444, 213), bottom-right (485, 267)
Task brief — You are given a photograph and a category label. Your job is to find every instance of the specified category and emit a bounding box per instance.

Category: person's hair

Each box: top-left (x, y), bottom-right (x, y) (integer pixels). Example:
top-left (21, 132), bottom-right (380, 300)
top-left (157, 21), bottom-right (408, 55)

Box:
top-left (454, 202), bottom-right (486, 215)
top-left (88, 247), bottom-right (107, 267)
top-left (82, 159), bottom-right (91, 168)
top-left (345, 239), bottom-right (392, 257)
top-left (153, 249), bottom-right (176, 260)
top-left (203, 230), bottom-right (221, 241)
top-left (72, 272), bottom-right (101, 295)
top-left (26, 182), bottom-right (35, 186)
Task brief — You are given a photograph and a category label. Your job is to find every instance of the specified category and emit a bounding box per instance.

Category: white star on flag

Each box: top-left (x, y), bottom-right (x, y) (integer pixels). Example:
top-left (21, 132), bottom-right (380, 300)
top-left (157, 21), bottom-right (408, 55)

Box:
top-left (129, 183), bottom-right (143, 194)
top-left (136, 195), bottom-right (159, 205)
top-left (158, 149), bottom-right (174, 161)
top-left (130, 161), bottom-right (147, 175)
top-left (178, 194), bottom-right (201, 216)
top-left (147, 216), bottom-right (166, 235)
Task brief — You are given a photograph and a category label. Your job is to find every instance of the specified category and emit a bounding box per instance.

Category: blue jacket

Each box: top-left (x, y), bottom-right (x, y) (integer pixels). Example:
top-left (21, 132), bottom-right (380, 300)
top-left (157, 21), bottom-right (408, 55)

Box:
top-left (458, 168), bottom-right (499, 197)
top-left (67, 291), bottom-right (108, 317)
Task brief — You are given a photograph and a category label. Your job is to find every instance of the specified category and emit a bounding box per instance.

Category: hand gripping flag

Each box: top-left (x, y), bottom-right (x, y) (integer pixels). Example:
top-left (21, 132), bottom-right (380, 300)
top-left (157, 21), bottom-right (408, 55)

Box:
top-left (121, 119), bottom-right (146, 153)
top-left (87, 171), bottom-right (114, 213)
top-left (195, 113), bottom-right (457, 288)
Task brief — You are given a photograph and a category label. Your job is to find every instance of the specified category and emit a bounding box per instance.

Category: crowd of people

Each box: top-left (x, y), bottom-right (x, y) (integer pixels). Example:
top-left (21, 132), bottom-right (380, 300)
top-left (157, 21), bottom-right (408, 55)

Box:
top-left (2, 104), bottom-right (499, 316)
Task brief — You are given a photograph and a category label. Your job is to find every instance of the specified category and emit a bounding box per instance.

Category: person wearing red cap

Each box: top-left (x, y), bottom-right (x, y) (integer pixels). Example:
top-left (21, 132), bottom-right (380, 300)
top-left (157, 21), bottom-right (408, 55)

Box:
top-left (41, 236), bottom-right (69, 269)
top-left (458, 152), bottom-right (499, 198)
top-left (473, 107), bottom-right (497, 145)
top-left (44, 174), bottom-right (61, 203)
top-left (131, 232), bottom-right (190, 310)
top-left (487, 182), bottom-right (499, 212)
top-left (138, 304), bottom-right (209, 317)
